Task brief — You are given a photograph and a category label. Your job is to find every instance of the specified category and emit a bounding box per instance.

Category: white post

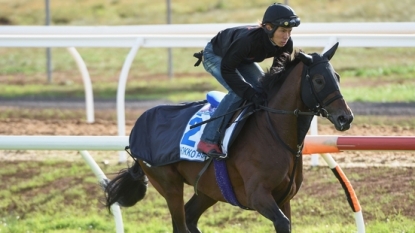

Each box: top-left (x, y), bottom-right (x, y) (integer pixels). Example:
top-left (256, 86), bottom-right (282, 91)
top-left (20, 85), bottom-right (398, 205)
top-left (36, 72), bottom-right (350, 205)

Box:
top-left (67, 47), bottom-right (95, 123)
top-left (79, 150), bottom-right (124, 233)
top-left (117, 38), bottom-right (143, 162)
top-left (309, 117), bottom-right (319, 166)
top-left (310, 36), bottom-right (341, 166)
top-left (45, 0), bottom-right (52, 83)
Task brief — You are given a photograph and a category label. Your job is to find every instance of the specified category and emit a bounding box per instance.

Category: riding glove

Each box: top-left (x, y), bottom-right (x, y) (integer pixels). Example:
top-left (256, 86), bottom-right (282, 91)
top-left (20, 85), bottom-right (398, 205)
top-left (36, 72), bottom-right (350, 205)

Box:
top-left (250, 92), bottom-right (266, 108)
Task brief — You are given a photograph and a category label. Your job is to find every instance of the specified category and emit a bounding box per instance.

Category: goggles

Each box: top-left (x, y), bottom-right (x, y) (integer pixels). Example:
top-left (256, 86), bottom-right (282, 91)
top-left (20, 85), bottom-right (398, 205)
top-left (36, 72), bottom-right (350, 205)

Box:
top-left (273, 17), bottom-right (301, 27)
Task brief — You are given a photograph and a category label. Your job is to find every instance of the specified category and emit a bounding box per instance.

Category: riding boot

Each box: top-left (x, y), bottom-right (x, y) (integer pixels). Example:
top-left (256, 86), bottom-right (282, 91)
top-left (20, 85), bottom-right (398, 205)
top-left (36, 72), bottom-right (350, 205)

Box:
top-left (197, 140), bottom-right (226, 159)
top-left (198, 91), bottom-right (243, 159)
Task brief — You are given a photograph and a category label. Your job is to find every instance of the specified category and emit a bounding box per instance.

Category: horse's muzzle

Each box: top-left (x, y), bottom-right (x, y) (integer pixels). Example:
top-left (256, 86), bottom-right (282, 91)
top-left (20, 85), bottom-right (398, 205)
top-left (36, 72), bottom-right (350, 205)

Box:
top-left (331, 112), bottom-right (354, 131)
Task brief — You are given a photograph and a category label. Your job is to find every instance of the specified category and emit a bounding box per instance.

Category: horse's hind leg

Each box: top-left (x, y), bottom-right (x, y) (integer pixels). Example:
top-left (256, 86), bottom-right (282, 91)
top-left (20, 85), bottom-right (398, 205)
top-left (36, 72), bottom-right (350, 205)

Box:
top-left (165, 183), bottom-right (189, 233)
top-left (142, 164), bottom-right (189, 233)
top-left (185, 193), bottom-right (218, 233)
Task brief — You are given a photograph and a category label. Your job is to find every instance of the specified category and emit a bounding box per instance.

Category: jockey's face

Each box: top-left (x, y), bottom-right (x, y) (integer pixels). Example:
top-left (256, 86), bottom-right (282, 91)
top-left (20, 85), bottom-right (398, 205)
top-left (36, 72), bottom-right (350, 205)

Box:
top-left (271, 26), bottom-right (292, 47)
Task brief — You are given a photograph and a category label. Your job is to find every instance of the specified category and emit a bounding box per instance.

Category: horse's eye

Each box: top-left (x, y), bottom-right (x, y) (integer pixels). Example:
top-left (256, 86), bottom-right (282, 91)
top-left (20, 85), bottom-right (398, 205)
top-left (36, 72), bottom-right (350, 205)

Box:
top-left (315, 79), bottom-right (324, 85)
top-left (312, 74), bottom-right (325, 92)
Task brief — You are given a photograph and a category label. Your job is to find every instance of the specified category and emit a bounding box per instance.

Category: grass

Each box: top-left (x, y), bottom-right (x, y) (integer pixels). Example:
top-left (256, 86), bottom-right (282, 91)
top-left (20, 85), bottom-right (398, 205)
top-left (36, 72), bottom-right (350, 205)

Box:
top-left (342, 84), bottom-right (415, 102)
top-left (1, 0), bottom-right (415, 25)
top-left (1, 160), bottom-right (414, 232)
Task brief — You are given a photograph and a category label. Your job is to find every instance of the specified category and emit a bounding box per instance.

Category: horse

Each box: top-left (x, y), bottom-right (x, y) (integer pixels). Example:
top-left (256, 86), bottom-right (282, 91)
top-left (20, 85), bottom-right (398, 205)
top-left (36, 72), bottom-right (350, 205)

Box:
top-left (104, 42), bottom-right (353, 233)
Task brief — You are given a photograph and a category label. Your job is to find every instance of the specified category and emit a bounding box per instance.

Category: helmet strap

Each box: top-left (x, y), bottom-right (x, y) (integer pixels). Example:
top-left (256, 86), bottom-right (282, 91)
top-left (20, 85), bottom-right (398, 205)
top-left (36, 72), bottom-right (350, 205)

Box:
top-left (264, 24), bottom-right (278, 40)
top-left (268, 37), bottom-right (277, 46)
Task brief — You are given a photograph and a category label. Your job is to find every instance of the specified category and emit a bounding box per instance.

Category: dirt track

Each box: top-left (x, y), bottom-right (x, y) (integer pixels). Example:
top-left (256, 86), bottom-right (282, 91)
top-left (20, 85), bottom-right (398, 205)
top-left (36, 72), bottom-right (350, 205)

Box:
top-left (1, 101), bottom-right (415, 225)
top-left (0, 100), bottom-right (414, 167)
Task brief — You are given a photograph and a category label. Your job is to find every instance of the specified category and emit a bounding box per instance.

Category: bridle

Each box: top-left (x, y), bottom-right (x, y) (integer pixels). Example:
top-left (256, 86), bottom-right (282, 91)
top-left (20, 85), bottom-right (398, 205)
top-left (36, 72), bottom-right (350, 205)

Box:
top-left (300, 57), bottom-right (343, 118)
top-left (257, 57), bottom-right (343, 204)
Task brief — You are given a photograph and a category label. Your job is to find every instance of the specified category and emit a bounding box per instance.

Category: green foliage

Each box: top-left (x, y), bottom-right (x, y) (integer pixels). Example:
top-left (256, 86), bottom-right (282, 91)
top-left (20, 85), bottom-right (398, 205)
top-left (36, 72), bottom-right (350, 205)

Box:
top-left (1, 0), bottom-right (414, 25)
top-left (1, 161), bottom-right (415, 232)
top-left (342, 83), bottom-right (415, 102)
top-left (0, 1), bottom-right (415, 103)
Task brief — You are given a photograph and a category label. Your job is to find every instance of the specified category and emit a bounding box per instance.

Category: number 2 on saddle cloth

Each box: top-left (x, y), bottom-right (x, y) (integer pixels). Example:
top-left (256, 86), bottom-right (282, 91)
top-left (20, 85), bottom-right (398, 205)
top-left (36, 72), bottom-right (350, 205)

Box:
top-left (179, 91), bottom-right (251, 160)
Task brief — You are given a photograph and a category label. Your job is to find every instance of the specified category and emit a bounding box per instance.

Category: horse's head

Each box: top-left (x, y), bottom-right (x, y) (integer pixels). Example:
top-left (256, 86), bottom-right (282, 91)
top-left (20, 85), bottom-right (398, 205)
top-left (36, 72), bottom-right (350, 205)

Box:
top-left (298, 42), bottom-right (353, 131)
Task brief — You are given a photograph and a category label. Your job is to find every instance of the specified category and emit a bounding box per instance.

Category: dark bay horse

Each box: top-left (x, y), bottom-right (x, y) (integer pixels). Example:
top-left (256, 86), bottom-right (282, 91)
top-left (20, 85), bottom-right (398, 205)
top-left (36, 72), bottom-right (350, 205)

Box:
top-left (105, 42), bottom-right (353, 233)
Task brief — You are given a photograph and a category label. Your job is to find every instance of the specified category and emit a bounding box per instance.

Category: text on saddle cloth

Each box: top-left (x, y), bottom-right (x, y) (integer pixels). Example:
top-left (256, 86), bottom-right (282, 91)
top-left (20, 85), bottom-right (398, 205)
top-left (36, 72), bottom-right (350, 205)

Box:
top-left (179, 91), bottom-right (242, 160)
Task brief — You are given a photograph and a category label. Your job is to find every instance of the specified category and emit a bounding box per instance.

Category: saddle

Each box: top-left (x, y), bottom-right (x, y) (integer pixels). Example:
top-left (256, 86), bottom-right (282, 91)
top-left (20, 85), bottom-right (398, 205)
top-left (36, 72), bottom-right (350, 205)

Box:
top-left (128, 91), bottom-right (252, 167)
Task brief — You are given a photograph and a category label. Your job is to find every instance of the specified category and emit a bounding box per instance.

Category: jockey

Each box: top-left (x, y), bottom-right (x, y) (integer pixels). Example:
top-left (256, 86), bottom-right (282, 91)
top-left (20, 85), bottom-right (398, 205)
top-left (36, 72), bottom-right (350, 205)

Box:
top-left (196, 3), bottom-right (301, 158)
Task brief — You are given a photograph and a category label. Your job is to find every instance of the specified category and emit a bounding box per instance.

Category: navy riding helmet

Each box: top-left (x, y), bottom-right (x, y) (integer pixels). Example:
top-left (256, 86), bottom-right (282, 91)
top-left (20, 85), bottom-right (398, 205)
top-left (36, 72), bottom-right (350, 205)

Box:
top-left (262, 3), bottom-right (300, 37)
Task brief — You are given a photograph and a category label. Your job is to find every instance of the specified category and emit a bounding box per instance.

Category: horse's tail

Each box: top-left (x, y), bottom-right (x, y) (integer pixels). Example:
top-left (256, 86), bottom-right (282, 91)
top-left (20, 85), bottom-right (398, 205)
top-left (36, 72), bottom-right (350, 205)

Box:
top-left (105, 160), bottom-right (148, 211)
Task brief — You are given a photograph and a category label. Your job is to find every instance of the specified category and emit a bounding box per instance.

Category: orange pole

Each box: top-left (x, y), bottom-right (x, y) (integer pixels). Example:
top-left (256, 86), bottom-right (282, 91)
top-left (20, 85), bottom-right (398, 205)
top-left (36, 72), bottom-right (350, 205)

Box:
top-left (303, 136), bottom-right (415, 154)
top-left (303, 135), bottom-right (340, 154)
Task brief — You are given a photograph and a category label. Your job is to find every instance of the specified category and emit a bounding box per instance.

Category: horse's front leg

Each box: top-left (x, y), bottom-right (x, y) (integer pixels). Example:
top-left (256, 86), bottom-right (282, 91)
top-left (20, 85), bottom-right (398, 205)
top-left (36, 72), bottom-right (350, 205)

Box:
top-left (248, 187), bottom-right (291, 233)
top-left (279, 201), bottom-right (292, 230)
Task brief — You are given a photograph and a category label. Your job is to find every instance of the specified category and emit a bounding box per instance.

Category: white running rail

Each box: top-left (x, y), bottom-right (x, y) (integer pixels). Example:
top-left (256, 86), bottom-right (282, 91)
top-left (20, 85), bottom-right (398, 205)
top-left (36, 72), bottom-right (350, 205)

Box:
top-left (1, 23), bottom-right (415, 163)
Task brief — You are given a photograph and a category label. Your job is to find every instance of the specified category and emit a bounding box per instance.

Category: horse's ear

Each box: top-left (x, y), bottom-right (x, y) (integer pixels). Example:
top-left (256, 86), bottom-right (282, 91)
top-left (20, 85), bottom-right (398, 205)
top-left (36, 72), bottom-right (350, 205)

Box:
top-left (298, 52), bottom-right (313, 66)
top-left (323, 42), bottom-right (339, 61)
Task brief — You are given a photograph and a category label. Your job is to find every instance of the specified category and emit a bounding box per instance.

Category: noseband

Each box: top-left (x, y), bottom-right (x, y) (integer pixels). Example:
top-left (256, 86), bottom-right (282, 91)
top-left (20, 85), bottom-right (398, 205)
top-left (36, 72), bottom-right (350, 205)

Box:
top-left (301, 59), bottom-right (343, 118)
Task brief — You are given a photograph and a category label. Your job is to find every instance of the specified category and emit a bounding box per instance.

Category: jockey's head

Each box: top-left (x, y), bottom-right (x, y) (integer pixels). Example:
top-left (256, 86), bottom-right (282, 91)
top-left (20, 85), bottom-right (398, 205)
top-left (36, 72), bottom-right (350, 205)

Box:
top-left (261, 3), bottom-right (300, 39)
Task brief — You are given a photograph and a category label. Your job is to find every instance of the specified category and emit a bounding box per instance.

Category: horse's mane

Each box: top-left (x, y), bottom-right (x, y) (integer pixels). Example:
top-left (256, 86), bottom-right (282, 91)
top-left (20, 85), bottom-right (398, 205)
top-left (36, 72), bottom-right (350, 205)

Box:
top-left (260, 50), bottom-right (316, 145)
top-left (260, 51), bottom-right (303, 97)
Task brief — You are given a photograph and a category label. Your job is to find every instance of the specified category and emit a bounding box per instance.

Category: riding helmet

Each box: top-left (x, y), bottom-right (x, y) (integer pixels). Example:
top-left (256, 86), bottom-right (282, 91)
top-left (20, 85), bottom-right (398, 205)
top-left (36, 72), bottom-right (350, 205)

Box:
top-left (262, 3), bottom-right (300, 37)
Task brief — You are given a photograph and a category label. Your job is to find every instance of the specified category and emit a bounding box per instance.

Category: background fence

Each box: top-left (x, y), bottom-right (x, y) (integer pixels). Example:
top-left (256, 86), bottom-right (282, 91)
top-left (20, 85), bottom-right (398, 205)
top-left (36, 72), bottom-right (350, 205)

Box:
top-left (1, 22), bottom-right (415, 233)
top-left (1, 22), bottom-right (414, 162)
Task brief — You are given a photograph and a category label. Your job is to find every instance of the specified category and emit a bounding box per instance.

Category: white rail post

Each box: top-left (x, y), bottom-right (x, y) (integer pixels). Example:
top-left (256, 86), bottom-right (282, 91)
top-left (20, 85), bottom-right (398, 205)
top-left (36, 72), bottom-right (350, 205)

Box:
top-left (79, 150), bottom-right (124, 233)
top-left (67, 47), bottom-right (95, 123)
top-left (309, 117), bottom-right (319, 166)
top-left (117, 38), bottom-right (144, 163)
top-left (310, 36), bottom-right (340, 166)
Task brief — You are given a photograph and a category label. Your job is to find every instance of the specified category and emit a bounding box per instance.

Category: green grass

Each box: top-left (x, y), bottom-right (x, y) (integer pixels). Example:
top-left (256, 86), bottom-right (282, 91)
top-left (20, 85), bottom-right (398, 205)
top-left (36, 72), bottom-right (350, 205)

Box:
top-left (1, 0), bottom-right (415, 25)
top-left (1, 1), bottom-right (415, 103)
top-left (342, 83), bottom-right (415, 102)
top-left (1, 161), bottom-right (414, 233)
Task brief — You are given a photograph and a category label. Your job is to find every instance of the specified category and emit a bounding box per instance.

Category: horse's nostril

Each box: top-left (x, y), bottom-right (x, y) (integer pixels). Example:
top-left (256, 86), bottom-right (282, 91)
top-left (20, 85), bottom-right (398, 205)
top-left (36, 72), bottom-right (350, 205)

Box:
top-left (337, 115), bottom-right (347, 125)
top-left (338, 115), bottom-right (353, 125)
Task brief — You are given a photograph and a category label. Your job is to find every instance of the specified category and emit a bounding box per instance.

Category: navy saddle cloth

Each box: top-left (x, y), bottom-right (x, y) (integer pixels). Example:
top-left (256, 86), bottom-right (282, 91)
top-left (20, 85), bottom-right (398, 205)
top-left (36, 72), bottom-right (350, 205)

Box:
top-left (129, 100), bottom-right (207, 166)
top-left (128, 91), bottom-right (251, 166)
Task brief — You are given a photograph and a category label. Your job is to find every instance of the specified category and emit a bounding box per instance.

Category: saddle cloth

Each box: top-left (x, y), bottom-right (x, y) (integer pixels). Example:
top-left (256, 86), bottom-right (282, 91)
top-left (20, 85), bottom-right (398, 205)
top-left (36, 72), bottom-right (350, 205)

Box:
top-left (128, 91), bottom-right (248, 166)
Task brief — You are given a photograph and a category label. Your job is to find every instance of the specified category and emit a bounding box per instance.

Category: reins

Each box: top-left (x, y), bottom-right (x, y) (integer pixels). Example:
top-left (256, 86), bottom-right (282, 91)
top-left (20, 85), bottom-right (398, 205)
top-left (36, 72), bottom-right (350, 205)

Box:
top-left (256, 61), bottom-right (333, 204)
top-left (189, 103), bottom-right (253, 129)
top-left (256, 59), bottom-right (343, 203)
top-left (193, 56), bottom-right (339, 205)
top-left (190, 103), bottom-right (320, 130)
top-left (259, 105), bottom-right (319, 116)
top-left (263, 107), bottom-right (304, 204)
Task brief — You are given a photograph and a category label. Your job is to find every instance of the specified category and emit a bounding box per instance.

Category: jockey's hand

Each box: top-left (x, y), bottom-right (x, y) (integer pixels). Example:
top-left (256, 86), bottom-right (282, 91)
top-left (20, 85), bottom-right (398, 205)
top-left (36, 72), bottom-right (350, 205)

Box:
top-left (250, 92), bottom-right (266, 108)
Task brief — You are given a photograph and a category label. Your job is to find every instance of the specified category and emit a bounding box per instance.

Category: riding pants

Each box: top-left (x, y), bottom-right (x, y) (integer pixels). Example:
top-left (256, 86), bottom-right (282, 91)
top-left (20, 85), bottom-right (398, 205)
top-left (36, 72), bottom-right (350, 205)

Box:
top-left (201, 42), bottom-right (264, 144)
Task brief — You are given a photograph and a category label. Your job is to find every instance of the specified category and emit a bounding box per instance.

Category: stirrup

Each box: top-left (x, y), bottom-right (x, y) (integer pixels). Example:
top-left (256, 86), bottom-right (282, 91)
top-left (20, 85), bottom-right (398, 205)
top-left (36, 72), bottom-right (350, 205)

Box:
top-left (207, 151), bottom-right (227, 160)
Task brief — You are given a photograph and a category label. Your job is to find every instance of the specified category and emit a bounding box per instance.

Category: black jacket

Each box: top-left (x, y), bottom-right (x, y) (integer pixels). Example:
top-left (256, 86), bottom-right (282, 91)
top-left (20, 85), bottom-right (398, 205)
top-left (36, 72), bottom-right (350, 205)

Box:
top-left (210, 25), bottom-right (293, 99)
